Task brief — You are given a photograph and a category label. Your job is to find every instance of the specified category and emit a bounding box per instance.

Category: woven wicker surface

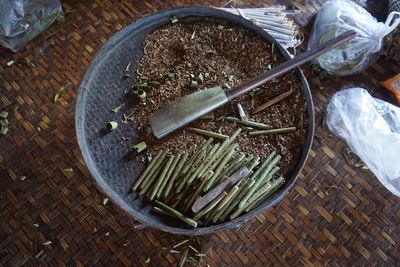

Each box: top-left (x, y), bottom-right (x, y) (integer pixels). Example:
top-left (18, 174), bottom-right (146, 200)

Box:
top-left (1, 0), bottom-right (399, 266)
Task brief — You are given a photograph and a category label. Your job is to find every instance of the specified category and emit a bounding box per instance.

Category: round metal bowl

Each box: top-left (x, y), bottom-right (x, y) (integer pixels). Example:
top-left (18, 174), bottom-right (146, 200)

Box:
top-left (76, 6), bottom-right (314, 235)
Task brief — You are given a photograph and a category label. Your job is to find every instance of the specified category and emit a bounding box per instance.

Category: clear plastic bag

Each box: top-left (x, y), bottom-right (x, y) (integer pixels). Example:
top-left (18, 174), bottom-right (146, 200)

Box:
top-left (308, 0), bottom-right (400, 76)
top-left (326, 88), bottom-right (400, 196)
top-left (0, 0), bottom-right (63, 52)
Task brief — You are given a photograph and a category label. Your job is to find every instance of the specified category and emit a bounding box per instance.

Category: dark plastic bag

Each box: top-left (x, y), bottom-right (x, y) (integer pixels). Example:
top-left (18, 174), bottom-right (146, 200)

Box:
top-left (0, 0), bottom-right (63, 51)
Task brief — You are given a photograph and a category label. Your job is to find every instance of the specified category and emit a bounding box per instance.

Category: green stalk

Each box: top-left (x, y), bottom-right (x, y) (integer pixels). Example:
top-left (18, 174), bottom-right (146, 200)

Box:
top-left (224, 179), bottom-right (256, 221)
top-left (184, 171), bottom-right (214, 213)
top-left (186, 127), bottom-right (229, 140)
top-left (139, 150), bottom-right (168, 190)
top-left (223, 153), bottom-right (247, 177)
top-left (203, 144), bottom-right (237, 192)
top-left (197, 128), bottom-right (242, 179)
top-left (163, 153), bottom-right (189, 198)
top-left (154, 200), bottom-right (198, 228)
top-left (230, 167), bottom-right (280, 218)
top-left (176, 147), bottom-right (208, 193)
top-left (132, 150), bottom-right (163, 191)
top-left (238, 152), bottom-right (278, 208)
top-left (157, 154), bottom-right (181, 199)
top-left (193, 192), bottom-right (227, 221)
top-left (221, 152), bottom-right (245, 177)
top-left (181, 138), bottom-right (213, 175)
top-left (179, 146), bottom-right (208, 187)
top-left (153, 206), bottom-right (170, 216)
top-left (132, 141), bottom-right (147, 153)
top-left (249, 127), bottom-right (296, 136)
top-left (219, 180), bottom-right (249, 221)
top-left (225, 116), bottom-right (272, 129)
top-left (209, 185), bottom-right (240, 224)
top-left (140, 159), bottom-right (166, 196)
top-left (186, 143), bottom-right (220, 185)
top-left (247, 155), bottom-right (261, 171)
top-left (245, 176), bottom-right (285, 212)
top-left (149, 155), bottom-right (175, 200)
top-left (243, 167), bottom-right (280, 211)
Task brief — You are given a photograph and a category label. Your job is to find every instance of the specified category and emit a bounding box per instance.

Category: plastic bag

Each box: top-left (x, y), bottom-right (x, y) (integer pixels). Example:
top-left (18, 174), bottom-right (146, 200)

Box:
top-left (0, 0), bottom-right (63, 52)
top-left (326, 88), bottom-right (400, 196)
top-left (308, 0), bottom-right (400, 76)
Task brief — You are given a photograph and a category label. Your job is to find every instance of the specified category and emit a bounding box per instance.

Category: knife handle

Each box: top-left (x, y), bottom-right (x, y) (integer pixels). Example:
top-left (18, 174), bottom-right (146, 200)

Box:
top-left (225, 30), bottom-right (357, 101)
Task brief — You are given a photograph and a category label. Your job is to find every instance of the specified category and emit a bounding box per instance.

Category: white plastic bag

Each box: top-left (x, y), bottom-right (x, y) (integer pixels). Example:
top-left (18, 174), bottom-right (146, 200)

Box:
top-left (0, 0), bottom-right (63, 51)
top-left (308, 0), bottom-right (400, 76)
top-left (326, 88), bottom-right (400, 196)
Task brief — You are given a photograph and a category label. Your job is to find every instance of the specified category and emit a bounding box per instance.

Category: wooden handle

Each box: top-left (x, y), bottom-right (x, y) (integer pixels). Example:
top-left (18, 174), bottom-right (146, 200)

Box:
top-left (225, 30), bottom-right (357, 100)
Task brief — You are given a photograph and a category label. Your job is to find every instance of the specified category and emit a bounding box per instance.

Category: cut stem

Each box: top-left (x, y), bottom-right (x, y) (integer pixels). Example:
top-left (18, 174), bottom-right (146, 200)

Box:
top-left (154, 200), bottom-right (197, 228)
top-left (210, 185), bottom-right (240, 223)
top-left (184, 171), bottom-right (214, 212)
top-left (163, 153), bottom-right (189, 198)
top-left (193, 192), bottom-right (227, 221)
top-left (186, 127), bottom-right (228, 140)
top-left (139, 151), bottom-right (168, 191)
top-left (132, 150), bottom-right (163, 191)
top-left (239, 153), bottom-right (280, 208)
top-left (186, 143), bottom-right (220, 186)
top-left (132, 141), bottom-right (147, 153)
top-left (181, 138), bottom-right (212, 175)
top-left (245, 176), bottom-right (285, 212)
top-left (225, 116), bottom-right (272, 130)
top-left (157, 154), bottom-right (181, 199)
top-left (249, 127), bottom-right (296, 136)
top-left (106, 121), bottom-right (118, 130)
top-left (149, 155), bottom-right (175, 200)
top-left (252, 89), bottom-right (294, 114)
top-left (197, 128), bottom-right (242, 180)
top-left (204, 145), bottom-right (237, 191)
top-left (236, 103), bottom-right (248, 121)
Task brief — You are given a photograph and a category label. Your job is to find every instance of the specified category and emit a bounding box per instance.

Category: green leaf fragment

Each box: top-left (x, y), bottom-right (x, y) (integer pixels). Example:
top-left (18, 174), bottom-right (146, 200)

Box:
top-left (112, 105), bottom-right (122, 113)
top-left (170, 16), bottom-right (178, 24)
top-left (0, 111), bottom-right (8, 119)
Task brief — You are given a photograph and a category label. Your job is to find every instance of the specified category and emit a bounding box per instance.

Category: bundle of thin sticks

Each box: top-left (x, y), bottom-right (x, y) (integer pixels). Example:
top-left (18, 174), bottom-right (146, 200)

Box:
top-left (131, 129), bottom-right (285, 228)
top-left (220, 6), bottom-right (303, 49)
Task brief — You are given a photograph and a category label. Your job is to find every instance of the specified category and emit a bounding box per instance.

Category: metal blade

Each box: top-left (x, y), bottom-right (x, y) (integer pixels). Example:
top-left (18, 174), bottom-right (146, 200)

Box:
top-left (149, 87), bottom-right (228, 139)
top-left (191, 167), bottom-right (250, 213)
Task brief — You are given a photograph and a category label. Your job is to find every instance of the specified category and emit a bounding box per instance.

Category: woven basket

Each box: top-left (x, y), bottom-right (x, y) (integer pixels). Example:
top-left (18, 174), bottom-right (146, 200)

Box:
top-left (389, 0), bottom-right (400, 12)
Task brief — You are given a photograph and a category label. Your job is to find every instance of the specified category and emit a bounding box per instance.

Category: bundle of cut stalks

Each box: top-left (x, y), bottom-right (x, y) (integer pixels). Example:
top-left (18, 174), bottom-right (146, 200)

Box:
top-left (131, 129), bottom-right (285, 228)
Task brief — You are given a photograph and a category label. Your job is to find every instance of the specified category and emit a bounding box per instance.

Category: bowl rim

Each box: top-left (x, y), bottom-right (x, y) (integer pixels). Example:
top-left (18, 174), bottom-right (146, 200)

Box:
top-left (76, 6), bottom-right (315, 235)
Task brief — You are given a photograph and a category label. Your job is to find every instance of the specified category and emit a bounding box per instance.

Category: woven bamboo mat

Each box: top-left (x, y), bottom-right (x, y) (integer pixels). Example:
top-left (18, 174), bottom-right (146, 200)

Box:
top-left (1, 0), bottom-right (399, 266)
